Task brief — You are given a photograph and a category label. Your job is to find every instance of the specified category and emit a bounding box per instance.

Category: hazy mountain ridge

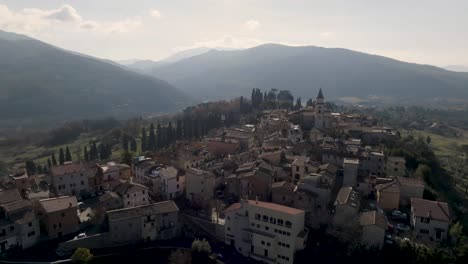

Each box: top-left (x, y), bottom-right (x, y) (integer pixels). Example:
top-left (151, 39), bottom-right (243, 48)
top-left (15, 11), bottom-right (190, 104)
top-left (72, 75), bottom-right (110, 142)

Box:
top-left (148, 43), bottom-right (468, 104)
top-left (0, 30), bottom-right (191, 125)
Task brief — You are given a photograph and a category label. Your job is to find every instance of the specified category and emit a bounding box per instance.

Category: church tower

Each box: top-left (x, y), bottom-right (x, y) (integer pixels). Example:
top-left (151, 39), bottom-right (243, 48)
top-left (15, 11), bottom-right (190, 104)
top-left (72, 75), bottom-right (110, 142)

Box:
top-left (315, 88), bottom-right (325, 129)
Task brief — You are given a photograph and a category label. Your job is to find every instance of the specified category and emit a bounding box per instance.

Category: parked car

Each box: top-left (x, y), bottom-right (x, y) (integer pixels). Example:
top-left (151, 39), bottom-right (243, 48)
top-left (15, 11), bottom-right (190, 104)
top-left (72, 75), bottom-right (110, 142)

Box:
top-left (396, 223), bottom-right (410, 232)
top-left (74, 233), bottom-right (87, 240)
top-left (391, 210), bottom-right (407, 220)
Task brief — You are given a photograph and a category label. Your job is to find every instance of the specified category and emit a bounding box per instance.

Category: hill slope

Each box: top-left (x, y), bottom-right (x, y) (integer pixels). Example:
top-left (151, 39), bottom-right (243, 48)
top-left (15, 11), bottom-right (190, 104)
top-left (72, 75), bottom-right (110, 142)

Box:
top-left (149, 44), bottom-right (468, 104)
top-left (0, 30), bottom-right (190, 126)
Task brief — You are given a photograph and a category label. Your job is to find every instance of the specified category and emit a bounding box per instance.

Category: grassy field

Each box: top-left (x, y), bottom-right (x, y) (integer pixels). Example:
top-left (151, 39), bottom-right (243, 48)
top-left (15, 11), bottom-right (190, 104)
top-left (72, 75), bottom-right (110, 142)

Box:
top-left (402, 129), bottom-right (468, 157)
top-left (0, 132), bottom-right (145, 173)
top-left (402, 129), bottom-right (468, 198)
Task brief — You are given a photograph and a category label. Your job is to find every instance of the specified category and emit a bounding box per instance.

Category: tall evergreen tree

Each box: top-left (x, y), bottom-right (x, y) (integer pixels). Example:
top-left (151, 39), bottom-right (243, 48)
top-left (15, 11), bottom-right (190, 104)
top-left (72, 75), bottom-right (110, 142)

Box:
top-left (306, 98), bottom-right (314, 107)
top-left (295, 97), bottom-right (302, 110)
top-left (130, 138), bottom-right (137, 152)
top-left (141, 127), bottom-right (147, 152)
top-left (25, 160), bottom-right (36, 175)
top-left (167, 122), bottom-right (174, 144)
top-left (59, 148), bottom-right (65, 165)
top-left (99, 144), bottom-right (106, 160)
top-left (156, 123), bottom-right (162, 149)
top-left (36, 165), bottom-right (43, 174)
top-left (84, 147), bottom-right (89, 162)
top-left (148, 124), bottom-right (156, 150)
top-left (90, 142), bottom-right (98, 160)
top-left (47, 158), bottom-right (52, 168)
top-left (176, 120), bottom-right (182, 140)
top-left (122, 134), bottom-right (129, 152)
top-left (51, 154), bottom-right (57, 166)
top-left (65, 146), bottom-right (72, 161)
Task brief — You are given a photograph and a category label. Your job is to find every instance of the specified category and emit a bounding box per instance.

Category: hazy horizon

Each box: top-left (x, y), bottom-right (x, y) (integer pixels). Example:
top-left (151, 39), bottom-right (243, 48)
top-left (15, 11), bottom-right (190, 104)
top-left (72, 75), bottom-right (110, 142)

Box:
top-left (1, 0), bottom-right (467, 67)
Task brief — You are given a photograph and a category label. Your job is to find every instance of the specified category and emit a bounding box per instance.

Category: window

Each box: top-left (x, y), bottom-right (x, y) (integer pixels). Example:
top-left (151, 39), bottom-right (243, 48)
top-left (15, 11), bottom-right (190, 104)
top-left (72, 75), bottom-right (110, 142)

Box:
top-left (266, 242), bottom-right (270, 246)
top-left (420, 217), bottom-right (430, 224)
top-left (262, 215), bottom-right (268, 222)
top-left (265, 226), bottom-right (269, 231)
top-left (227, 227), bottom-right (231, 231)
top-left (81, 180), bottom-right (85, 185)
top-left (277, 219), bottom-right (284, 226)
top-left (270, 217), bottom-right (276, 224)
top-left (296, 167), bottom-right (299, 172)
top-left (420, 229), bottom-right (429, 234)
top-left (142, 190), bottom-right (145, 194)
top-left (285, 221), bottom-right (292, 228)
top-left (261, 241), bottom-right (265, 245)
top-left (28, 222), bottom-right (32, 227)
top-left (61, 212), bottom-right (65, 217)
top-left (9, 226), bottom-right (15, 231)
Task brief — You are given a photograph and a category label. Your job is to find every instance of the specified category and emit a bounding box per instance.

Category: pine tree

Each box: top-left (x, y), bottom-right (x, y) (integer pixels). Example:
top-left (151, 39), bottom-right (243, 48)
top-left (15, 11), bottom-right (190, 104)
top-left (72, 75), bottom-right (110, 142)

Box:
top-left (25, 160), bottom-right (36, 175)
top-left (168, 122), bottom-right (174, 144)
top-left (122, 134), bottom-right (129, 152)
top-left (156, 123), bottom-right (162, 149)
top-left (59, 148), bottom-right (65, 165)
top-left (65, 146), bottom-right (72, 161)
top-left (47, 158), bottom-right (52, 168)
top-left (51, 154), bottom-right (57, 166)
top-left (130, 138), bottom-right (137, 152)
top-left (84, 147), bottom-right (89, 162)
top-left (36, 165), bottom-right (43, 174)
top-left (306, 98), bottom-right (314, 107)
top-left (99, 144), bottom-right (106, 160)
top-left (141, 127), bottom-right (147, 152)
top-left (176, 120), bottom-right (182, 140)
top-left (121, 151), bottom-right (132, 166)
top-left (295, 97), bottom-right (302, 110)
top-left (90, 142), bottom-right (98, 161)
top-left (148, 124), bottom-right (156, 150)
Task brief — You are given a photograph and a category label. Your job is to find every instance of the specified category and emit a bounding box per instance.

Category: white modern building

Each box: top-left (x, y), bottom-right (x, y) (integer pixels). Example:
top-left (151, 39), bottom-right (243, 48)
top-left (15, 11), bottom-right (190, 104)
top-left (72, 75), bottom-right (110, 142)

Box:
top-left (224, 199), bottom-right (308, 264)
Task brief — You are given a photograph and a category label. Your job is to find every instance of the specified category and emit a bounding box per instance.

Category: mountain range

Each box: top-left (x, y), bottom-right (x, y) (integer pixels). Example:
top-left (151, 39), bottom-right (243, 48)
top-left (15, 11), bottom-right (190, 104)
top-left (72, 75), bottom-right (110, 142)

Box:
top-left (140, 44), bottom-right (468, 104)
top-left (0, 30), bottom-right (190, 129)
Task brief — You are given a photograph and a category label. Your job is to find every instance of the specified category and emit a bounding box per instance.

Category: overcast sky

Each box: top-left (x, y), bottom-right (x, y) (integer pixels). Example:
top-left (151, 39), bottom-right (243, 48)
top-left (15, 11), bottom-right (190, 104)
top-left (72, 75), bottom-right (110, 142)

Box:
top-left (1, 0), bottom-right (467, 66)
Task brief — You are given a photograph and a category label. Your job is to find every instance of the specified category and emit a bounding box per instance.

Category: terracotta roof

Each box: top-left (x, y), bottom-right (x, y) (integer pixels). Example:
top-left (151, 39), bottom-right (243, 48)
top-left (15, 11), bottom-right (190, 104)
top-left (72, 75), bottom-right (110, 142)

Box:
top-left (271, 181), bottom-right (297, 192)
top-left (107, 200), bottom-right (179, 222)
top-left (247, 200), bottom-right (304, 215)
top-left (377, 182), bottom-right (400, 193)
top-left (360, 211), bottom-right (387, 230)
top-left (1, 199), bottom-right (31, 213)
top-left (224, 203), bottom-right (242, 213)
top-left (396, 177), bottom-right (425, 188)
top-left (0, 189), bottom-right (22, 205)
top-left (335, 187), bottom-right (359, 206)
top-left (51, 162), bottom-right (87, 176)
top-left (39, 196), bottom-right (78, 213)
top-left (113, 181), bottom-right (148, 196)
top-left (411, 198), bottom-right (450, 222)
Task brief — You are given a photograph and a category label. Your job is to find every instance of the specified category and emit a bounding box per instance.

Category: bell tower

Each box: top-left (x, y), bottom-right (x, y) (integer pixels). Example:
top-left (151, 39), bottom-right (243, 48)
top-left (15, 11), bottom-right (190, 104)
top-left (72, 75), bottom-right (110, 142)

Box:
top-left (315, 88), bottom-right (325, 129)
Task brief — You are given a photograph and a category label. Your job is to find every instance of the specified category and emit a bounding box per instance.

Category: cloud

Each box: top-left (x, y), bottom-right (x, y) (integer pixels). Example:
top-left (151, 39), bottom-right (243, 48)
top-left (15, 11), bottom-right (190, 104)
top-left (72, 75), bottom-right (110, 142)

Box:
top-left (45, 5), bottom-right (82, 22)
top-left (150, 9), bottom-right (161, 18)
top-left (244, 20), bottom-right (260, 31)
top-left (176, 35), bottom-right (265, 51)
top-left (319, 32), bottom-right (334, 37)
top-left (0, 4), bottom-right (141, 35)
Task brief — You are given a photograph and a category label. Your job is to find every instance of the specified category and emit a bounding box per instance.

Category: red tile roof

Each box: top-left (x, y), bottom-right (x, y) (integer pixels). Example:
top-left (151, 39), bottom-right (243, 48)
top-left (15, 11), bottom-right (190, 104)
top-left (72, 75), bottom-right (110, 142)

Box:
top-left (411, 198), bottom-right (450, 222)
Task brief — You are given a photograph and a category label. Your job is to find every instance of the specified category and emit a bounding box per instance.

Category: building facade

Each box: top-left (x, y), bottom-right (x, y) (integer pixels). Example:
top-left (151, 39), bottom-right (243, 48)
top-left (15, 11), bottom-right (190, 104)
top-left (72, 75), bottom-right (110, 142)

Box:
top-left (224, 199), bottom-right (308, 264)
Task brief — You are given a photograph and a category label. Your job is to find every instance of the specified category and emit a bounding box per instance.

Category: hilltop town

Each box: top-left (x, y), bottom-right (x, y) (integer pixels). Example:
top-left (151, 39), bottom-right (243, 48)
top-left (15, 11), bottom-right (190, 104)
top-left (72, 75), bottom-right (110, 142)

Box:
top-left (0, 89), bottom-right (464, 263)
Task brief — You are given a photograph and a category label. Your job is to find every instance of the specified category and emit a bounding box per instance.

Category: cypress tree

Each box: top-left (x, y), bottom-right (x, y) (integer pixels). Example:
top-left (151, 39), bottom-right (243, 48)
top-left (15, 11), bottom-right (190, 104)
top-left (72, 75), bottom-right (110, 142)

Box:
top-left (51, 154), bottom-right (57, 166)
top-left (176, 120), bottom-right (182, 140)
top-left (47, 158), bottom-right (52, 168)
top-left (295, 97), bottom-right (302, 110)
top-left (156, 123), bottom-right (162, 149)
top-left (122, 134), bottom-right (129, 152)
top-left (84, 147), bottom-right (89, 162)
top-left (59, 148), bottom-right (65, 165)
top-left (90, 142), bottom-right (98, 160)
top-left (99, 144), bottom-right (106, 160)
top-left (148, 124), bottom-right (156, 150)
top-left (25, 160), bottom-right (36, 175)
top-left (168, 122), bottom-right (174, 144)
top-left (65, 146), bottom-right (72, 161)
top-left (141, 127), bottom-right (147, 152)
top-left (130, 138), bottom-right (137, 152)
